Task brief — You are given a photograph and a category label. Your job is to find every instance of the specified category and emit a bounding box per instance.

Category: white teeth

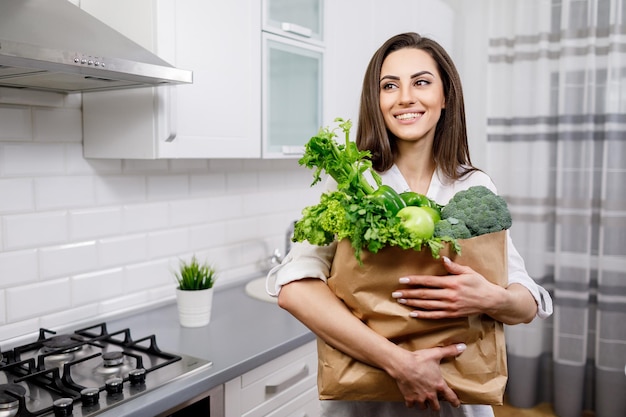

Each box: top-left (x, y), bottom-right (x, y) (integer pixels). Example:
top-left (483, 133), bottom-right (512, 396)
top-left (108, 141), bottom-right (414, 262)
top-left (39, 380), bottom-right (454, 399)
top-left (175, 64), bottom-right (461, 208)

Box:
top-left (395, 113), bottom-right (419, 120)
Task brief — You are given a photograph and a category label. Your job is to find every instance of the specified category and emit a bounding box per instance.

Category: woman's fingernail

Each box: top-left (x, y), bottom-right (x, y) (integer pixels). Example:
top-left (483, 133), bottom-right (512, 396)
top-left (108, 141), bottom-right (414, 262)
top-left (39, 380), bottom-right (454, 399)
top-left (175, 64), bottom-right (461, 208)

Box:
top-left (443, 256), bottom-right (451, 264)
top-left (456, 343), bottom-right (467, 352)
top-left (391, 291), bottom-right (403, 298)
top-left (399, 277), bottom-right (410, 284)
top-left (409, 311), bottom-right (419, 318)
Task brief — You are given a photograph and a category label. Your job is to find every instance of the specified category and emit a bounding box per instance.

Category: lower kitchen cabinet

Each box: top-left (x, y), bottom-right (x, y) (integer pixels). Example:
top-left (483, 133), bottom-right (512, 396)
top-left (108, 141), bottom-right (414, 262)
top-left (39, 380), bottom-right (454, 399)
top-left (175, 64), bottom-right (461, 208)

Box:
top-left (225, 340), bottom-right (320, 417)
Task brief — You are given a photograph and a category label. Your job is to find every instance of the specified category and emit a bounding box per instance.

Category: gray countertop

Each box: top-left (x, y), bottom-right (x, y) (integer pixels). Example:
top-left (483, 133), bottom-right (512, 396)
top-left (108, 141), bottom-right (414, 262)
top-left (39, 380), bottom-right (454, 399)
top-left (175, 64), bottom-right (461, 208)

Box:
top-left (95, 280), bottom-right (314, 417)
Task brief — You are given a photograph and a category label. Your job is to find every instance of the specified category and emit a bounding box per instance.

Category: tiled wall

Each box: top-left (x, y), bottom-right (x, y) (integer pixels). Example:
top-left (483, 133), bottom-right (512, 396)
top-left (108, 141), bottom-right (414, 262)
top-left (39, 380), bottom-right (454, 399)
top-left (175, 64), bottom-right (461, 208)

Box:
top-left (0, 87), bottom-right (319, 341)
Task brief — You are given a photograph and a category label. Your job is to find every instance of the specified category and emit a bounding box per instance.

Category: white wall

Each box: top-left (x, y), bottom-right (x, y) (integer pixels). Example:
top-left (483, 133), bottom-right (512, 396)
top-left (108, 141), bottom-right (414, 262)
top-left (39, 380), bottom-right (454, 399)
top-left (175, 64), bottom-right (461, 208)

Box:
top-left (0, 87), bottom-right (320, 342)
top-left (0, 0), bottom-right (487, 342)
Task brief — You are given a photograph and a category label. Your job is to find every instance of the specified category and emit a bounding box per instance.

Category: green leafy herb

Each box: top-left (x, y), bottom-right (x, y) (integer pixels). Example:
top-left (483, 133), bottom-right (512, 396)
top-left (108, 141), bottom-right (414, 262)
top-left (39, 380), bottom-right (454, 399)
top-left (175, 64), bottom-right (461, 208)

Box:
top-left (293, 118), bottom-right (456, 261)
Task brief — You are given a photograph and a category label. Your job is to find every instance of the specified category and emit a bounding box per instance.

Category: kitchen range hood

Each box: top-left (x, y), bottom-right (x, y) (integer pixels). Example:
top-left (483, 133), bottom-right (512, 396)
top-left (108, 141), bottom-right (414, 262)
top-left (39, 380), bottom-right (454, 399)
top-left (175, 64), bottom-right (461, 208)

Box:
top-left (0, 0), bottom-right (192, 93)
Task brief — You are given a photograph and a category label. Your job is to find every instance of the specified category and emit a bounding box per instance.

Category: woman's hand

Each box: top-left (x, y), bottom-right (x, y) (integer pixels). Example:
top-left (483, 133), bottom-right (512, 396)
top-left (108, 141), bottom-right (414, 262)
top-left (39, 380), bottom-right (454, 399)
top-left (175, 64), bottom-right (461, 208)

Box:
top-left (387, 343), bottom-right (465, 410)
top-left (392, 256), bottom-right (538, 324)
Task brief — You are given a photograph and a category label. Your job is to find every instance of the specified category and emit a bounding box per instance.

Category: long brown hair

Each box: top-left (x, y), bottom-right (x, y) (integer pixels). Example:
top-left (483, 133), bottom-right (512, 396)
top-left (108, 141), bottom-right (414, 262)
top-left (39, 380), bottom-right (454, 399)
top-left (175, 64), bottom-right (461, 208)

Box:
top-left (356, 32), bottom-right (477, 181)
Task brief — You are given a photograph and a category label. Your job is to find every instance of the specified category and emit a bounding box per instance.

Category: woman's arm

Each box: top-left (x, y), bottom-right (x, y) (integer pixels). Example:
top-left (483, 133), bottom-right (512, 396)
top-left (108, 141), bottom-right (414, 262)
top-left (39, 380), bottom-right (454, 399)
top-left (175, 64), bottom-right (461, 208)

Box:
top-left (278, 278), bottom-right (466, 410)
top-left (391, 256), bottom-right (538, 325)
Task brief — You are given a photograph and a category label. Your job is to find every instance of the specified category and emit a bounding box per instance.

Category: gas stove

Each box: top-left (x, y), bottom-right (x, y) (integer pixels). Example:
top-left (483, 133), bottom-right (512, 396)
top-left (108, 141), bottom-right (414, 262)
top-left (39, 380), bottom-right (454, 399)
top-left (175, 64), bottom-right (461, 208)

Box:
top-left (0, 322), bottom-right (212, 416)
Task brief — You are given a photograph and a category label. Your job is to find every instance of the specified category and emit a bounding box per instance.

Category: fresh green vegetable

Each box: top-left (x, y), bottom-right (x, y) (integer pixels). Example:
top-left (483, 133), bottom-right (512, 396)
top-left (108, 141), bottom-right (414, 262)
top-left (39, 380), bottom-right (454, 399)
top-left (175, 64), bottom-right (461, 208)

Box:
top-left (293, 118), bottom-right (457, 261)
top-left (440, 185), bottom-right (512, 237)
top-left (399, 191), bottom-right (441, 211)
top-left (298, 118), bottom-right (405, 217)
top-left (396, 206), bottom-right (435, 240)
top-left (434, 217), bottom-right (472, 239)
top-left (373, 185), bottom-right (406, 216)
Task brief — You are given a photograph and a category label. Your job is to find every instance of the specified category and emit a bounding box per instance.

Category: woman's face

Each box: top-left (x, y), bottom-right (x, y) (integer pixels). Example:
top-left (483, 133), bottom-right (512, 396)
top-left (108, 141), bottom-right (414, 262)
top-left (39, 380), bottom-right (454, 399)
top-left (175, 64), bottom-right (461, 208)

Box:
top-left (379, 48), bottom-right (445, 143)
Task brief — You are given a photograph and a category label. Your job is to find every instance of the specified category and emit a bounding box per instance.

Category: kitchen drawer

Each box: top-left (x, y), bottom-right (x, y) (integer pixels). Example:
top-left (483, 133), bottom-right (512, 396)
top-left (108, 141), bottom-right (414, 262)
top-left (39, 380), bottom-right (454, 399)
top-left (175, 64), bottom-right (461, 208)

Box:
top-left (263, 386), bottom-right (319, 417)
top-left (225, 340), bottom-right (319, 417)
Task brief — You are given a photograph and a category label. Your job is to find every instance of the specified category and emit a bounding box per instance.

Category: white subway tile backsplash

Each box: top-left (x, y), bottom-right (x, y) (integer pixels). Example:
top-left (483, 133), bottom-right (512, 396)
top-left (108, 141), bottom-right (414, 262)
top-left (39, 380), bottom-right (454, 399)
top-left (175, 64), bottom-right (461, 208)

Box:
top-left (170, 159), bottom-right (209, 173)
top-left (123, 159), bottom-right (169, 173)
top-left (98, 292), bottom-right (149, 316)
top-left (98, 234), bottom-right (148, 268)
top-left (226, 171), bottom-right (259, 192)
top-left (190, 173), bottom-right (227, 196)
top-left (0, 100), bottom-right (311, 338)
top-left (204, 195), bottom-right (244, 222)
top-left (66, 143), bottom-right (122, 175)
top-left (0, 178), bottom-right (34, 213)
top-left (39, 241), bottom-right (98, 280)
top-left (35, 176), bottom-right (95, 210)
top-left (1, 143), bottom-right (66, 176)
top-left (125, 260), bottom-right (172, 292)
top-left (189, 222), bottom-right (226, 250)
top-left (224, 218), bottom-right (259, 244)
top-left (147, 175), bottom-right (190, 200)
top-left (0, 290), bottom-right (5, 324)
top-left (0, 106), bottom-right (32, 141)
top-left (32, 107), bottom-right (82, 143)
top-left (3, 211), bottom-right (68, 250)
top-left (6, 278), bottom-right (71, 321)
top-left (40, 303), bottom-right (99, 329)
top-left (0, 249), bottom-right (38, 288)
top-left (123, 202), bottom-right (169, 233)
top-left (72, 268), bottom-right (125, 305)
top-left (0, 318), bottom-right (39, 343)
top-left (94, 175), bottom-right (146, 205)
top-left (147, 229), bottom-right (189, 259)
top-left (69, 207), bottom-right (123, 240)
top-left (169, 198), bottom-right (211, 227)
top-left (0, 88), bottom-right (66, 108)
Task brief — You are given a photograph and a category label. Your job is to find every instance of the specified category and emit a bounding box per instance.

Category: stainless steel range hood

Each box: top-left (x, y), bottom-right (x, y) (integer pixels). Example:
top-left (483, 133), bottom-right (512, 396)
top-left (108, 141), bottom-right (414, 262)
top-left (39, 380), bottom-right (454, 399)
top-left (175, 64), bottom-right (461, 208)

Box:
top-left (0, 0), bottom-right (192, 93)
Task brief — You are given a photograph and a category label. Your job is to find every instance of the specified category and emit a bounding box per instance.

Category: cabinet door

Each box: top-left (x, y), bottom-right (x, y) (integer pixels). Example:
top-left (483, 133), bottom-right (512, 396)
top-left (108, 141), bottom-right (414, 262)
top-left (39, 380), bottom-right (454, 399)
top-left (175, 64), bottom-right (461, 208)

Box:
top-left (263, 0), bottom-right (323, 43)
top-left (262, 33), bottom-right (323, 158)
top-left (224, 341), bottom-right (319, 417)
top-left (82, 0), bottom-right (261, 159)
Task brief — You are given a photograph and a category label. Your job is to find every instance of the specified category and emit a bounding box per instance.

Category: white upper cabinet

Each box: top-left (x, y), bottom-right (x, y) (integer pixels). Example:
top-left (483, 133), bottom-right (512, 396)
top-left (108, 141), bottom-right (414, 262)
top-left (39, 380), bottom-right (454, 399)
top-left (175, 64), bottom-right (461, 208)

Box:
top-left (81, 0), bottom-right (262, 159)
top-left (263, 0), bottom-right (323, 44)
top-left (261, 0), bottom-right (324, 158)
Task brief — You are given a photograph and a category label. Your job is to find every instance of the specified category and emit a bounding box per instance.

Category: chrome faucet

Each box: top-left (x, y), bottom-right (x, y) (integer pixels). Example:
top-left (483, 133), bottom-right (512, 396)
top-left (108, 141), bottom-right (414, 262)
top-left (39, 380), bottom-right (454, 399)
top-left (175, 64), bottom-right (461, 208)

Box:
top-left (267, 220), bottom-right (297, 268)
top-left (285, 220), bottom-right (296, 256)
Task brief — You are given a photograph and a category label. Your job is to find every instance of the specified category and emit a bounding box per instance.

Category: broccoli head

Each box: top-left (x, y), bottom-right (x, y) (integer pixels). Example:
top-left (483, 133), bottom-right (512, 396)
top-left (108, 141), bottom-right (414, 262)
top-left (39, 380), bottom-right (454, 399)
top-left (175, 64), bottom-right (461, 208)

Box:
top-left (434, 217), bottom-right (472, 239)
top-left (440, 185), bottom-right (512, 237)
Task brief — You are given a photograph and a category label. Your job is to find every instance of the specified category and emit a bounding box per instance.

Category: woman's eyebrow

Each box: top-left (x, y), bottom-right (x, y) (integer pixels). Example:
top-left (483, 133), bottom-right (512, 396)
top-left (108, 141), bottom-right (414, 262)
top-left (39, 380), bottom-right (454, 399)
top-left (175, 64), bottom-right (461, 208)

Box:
top-left (380, 70), bottom-right (435, 82)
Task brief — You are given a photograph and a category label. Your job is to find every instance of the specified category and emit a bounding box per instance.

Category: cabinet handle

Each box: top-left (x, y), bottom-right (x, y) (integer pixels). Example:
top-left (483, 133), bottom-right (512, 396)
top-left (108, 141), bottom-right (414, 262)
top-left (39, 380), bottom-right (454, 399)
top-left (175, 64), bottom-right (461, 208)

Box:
top-left (280, 22), bottom-right (312, 38)
top-left (164, 85), bottom-right (178, 142)
top-left (265, 364), bottom-right (309, 395)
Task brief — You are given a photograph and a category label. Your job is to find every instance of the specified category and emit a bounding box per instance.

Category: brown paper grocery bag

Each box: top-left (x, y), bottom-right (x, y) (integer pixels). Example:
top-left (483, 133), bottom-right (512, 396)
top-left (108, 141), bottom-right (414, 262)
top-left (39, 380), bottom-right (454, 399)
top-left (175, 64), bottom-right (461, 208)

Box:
top-left (317, 230), bottom-right (508, 405)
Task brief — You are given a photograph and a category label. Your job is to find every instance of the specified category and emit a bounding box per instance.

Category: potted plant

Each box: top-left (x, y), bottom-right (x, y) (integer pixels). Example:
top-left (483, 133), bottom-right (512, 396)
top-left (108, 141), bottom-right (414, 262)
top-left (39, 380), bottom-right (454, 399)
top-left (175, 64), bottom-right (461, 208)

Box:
top-left (174, 255), bottom-right (217, 327)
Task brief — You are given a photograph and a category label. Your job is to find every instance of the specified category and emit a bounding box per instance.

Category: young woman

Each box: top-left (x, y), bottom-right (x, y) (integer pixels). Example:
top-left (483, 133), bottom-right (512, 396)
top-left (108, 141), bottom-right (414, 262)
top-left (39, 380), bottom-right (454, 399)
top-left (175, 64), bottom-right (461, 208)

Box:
top-left (267, 32), bottom-right (552, 417)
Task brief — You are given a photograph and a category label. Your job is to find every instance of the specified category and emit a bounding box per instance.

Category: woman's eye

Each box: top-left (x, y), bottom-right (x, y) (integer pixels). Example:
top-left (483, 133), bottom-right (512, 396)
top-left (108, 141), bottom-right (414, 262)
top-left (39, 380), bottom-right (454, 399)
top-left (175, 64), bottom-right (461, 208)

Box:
top-left (414, 79), bottom-right (430, 87)
top-left (381, 82), bottom-right (397, 90)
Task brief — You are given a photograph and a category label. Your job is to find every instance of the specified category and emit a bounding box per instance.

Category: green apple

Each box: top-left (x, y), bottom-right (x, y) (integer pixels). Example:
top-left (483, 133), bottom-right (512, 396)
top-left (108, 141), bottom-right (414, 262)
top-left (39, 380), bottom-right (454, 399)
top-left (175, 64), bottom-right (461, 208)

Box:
top-left (420, 206), bottom-right (441, 223)
top-left (396, 206), bottom-right (435, 240)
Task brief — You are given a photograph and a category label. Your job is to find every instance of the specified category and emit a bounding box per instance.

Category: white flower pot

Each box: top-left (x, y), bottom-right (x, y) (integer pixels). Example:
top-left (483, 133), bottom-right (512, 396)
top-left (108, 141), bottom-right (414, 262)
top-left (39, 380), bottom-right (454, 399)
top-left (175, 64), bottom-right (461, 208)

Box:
top-left (175, 288), bottom-right (214, 327)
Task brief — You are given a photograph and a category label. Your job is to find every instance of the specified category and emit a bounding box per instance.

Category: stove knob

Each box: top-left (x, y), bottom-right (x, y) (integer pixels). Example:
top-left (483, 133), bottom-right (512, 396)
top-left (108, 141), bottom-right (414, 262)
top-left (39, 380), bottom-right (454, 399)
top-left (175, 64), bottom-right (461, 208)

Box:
top-left (80, 387), bottom-right (100, 406)
top-left (53, 397), bottom-right (74, 416)
top-left (105, 376), bottom-right (124, 395)
top-left (129, 367), bottom-right (147, 385)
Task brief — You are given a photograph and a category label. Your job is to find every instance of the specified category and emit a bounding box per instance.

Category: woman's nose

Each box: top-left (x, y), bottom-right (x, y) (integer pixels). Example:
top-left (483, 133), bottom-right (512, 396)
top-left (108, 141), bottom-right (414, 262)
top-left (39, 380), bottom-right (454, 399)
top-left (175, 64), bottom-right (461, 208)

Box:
top-left (398, 86), bottom-right (416, 104)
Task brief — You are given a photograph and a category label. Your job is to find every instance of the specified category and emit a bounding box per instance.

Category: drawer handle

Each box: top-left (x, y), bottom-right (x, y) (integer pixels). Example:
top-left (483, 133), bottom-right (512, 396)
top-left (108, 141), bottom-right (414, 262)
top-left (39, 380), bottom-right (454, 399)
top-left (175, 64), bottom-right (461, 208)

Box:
top-left (280, 22), bottom-right (312, 38)
top-left (265, 364), bottom-right (309, 395)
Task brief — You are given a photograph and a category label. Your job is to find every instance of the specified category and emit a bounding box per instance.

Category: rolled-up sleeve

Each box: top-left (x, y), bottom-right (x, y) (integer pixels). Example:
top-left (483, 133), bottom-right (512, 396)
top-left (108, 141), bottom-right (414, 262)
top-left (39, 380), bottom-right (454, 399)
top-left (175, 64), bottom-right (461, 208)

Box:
top-left (266, 240), bottom-right (337, 297)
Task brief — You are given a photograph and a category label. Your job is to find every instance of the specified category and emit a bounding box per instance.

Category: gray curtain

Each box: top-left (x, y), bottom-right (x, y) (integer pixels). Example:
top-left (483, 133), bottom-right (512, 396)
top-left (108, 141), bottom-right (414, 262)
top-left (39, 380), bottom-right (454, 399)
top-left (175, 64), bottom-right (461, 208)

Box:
top-left (486, 1), bottom-right (626, 416)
